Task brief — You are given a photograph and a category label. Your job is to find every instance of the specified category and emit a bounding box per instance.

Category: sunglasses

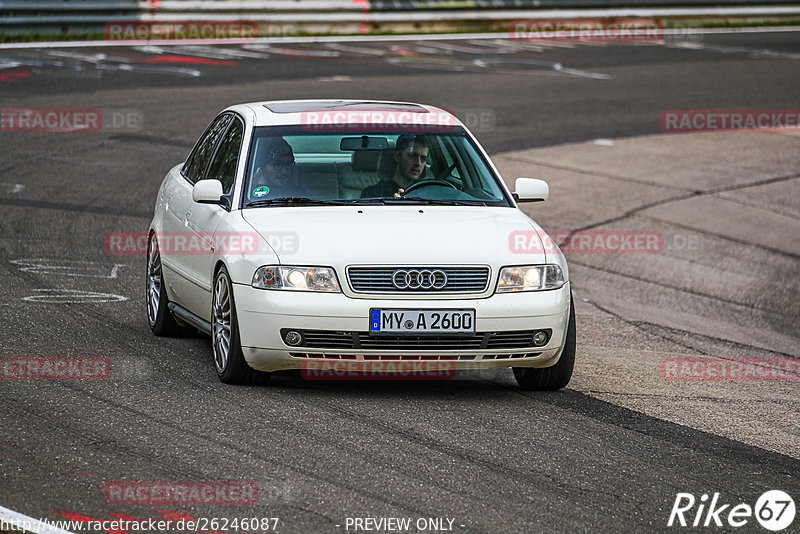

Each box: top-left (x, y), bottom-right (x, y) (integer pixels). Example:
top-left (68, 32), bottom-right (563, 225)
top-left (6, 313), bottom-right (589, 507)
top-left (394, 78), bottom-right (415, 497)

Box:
top-left (267, 156), bottom-right (295, 171)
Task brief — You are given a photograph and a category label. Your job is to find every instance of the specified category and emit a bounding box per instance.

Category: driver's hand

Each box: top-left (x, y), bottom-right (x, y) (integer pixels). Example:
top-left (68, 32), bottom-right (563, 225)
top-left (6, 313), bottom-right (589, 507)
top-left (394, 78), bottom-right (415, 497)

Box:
top-left (393, 188), bottom-right (405, 198)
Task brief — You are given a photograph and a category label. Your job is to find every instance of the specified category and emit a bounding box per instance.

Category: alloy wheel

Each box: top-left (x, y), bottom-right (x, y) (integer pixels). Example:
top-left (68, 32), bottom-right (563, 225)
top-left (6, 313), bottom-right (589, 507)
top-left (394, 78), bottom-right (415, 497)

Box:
top-left (212, 272), bottom-right (232, 373)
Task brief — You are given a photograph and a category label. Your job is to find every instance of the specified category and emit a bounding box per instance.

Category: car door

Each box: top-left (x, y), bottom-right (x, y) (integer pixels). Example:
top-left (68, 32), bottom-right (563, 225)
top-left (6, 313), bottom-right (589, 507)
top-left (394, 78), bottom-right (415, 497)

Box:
top-left (182, 115), bottom-right (245, 321)
top-left (161, 113), bottom-right (231, 311)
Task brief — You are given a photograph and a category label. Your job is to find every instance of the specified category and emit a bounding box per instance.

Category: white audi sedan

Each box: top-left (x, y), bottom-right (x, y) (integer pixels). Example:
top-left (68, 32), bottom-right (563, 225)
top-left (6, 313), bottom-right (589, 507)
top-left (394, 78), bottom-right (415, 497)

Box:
top-left (147, 100), bottom-right (575, 390)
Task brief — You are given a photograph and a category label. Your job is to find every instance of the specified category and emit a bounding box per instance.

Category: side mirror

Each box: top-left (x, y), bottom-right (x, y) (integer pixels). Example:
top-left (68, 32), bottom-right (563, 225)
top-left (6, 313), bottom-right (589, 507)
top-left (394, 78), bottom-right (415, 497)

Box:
top-left (512, 178), bottom-right (549, 203)
top-left (192, 180), bottom-right (226, 206)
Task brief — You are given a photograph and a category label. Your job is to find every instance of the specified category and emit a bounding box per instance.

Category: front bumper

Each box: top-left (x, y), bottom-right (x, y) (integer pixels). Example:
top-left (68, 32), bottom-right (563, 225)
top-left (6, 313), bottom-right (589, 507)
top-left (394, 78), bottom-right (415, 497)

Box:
top-left (233, 283), bottom-right (571, 372)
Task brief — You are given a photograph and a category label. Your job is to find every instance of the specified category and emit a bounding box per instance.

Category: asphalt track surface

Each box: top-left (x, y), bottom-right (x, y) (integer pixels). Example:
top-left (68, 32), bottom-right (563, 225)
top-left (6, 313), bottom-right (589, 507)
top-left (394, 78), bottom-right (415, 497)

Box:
top-left (0, 31), bottom-right (799, 533)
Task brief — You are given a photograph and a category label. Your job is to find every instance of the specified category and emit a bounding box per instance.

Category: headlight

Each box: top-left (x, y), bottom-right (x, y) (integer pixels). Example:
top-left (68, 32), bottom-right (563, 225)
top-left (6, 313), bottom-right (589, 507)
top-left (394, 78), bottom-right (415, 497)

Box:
top-left (252, 266), bottom-right (340, 292)
top-left (497, 265), bottom-right (565, 292)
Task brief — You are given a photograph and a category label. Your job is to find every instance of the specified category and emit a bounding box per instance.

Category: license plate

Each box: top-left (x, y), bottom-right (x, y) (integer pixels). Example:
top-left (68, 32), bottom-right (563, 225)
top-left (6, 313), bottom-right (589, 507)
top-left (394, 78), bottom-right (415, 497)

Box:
top-left (369, 309), bottom-right (475, 334)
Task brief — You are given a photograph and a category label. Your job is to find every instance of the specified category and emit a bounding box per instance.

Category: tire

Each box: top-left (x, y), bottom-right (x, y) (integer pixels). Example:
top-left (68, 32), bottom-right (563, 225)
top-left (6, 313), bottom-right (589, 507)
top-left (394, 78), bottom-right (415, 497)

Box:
top-left (212, 265), bottom-right (259, 384)
top-left (513, 291), bottom-right (576, 391)
top-left (146, 233), bottom-right (186, 336)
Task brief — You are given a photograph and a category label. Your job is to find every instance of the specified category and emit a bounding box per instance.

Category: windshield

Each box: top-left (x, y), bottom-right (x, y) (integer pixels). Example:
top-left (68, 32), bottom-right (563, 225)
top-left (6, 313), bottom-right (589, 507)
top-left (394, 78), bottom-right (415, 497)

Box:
top-left (242, 127), bottom-right (511, 207)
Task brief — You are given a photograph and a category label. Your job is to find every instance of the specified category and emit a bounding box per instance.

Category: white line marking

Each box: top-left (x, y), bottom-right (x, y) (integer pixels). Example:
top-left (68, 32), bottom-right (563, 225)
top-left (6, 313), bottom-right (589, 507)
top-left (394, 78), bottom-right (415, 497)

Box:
top-left (323, 43), bottom-right (387, 55)
top-left (316, 74), bottom-right (352, 81)
top-left (481, 39), bottom-right (546, 52)
top-left (179, 44), bottom-right (270, 59)
top-left (124, 64), bottom-right (202, 77)
top-left (8, 49), bottom-right (202, 77)
top-left (156, 44), bottom-right (269, 60)
top-left (594, 139), bottom-right (616, 146)
top-left (2, 26), bottom-right (798, 50)
top-left (666, 40), bottom-right (800, 59)
top-left (409, 44), bottom-right (451, 54)
top-left (46, 50), bottom-right (121, 64)
top-left (473, 57), bottom-right (611, 79)
top-left (0, 505), bottom-right (74, 534)
top-left (1, 183), bottom-right (25, 193)
top-left (386, 57), bottom-right (470, 72)
top-left (0, 59), bottom-right (23, 69)
top-left (109, 264), bottom-right (123, 279)
top-left (132, 44), bottom-right (166, 54)
top-left (420, 41), bottom-right (508, 54)
top-left (22, 289), bottom-right (129, 303)
top-left (11, 259), bottom-right (125, 279)
top-left (552, 63), bottom-right (611, 79)
top-left (242, 43), bottom-right (339, 57)
top-left (465, 39), bottom-right (527, 53)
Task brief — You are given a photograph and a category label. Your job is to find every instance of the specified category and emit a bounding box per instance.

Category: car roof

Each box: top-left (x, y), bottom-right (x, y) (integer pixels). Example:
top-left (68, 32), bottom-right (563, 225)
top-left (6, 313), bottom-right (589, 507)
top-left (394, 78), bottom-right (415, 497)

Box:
top-left (224, 99), bottom-right (464, 128)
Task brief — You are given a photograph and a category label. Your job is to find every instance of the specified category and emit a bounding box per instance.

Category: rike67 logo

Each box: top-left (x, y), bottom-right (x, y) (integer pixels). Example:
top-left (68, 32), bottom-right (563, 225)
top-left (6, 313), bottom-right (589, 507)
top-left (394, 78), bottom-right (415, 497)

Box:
top-left (668, 490), bottom-right (795, 531)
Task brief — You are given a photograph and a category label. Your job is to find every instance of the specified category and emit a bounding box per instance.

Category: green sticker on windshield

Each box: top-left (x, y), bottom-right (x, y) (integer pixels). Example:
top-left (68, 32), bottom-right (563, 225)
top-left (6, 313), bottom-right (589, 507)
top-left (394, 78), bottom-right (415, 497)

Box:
top-left (253, 186), bottom-right (270, 197)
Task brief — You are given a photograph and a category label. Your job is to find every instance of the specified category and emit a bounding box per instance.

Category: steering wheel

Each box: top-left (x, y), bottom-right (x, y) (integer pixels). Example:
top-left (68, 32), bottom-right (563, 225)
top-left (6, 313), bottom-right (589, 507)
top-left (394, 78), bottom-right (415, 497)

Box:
top-left (403, 162), bottom-right (459, 195)
top-left (403, 178), bottom-right (459, 195)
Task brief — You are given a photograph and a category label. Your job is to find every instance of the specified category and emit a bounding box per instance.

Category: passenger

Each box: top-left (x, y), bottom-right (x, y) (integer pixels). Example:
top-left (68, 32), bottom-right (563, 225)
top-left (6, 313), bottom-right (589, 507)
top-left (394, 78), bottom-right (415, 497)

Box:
top-left (361, 135), bottom-right (431, 198)
top-left (251, 137), bottom-right (311, 198)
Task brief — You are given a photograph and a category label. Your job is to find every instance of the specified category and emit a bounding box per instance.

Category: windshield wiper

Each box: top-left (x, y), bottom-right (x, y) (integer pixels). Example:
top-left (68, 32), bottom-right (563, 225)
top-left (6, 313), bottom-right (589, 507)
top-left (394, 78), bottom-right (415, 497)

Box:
top-left (245, 197), bottom-right (487, 207)
top-left (246, 197), bottom-right (349, 207)
top-left (381, 197), bottom-right (487, 206)
top-left (348, 198), bottom-right (389, 205)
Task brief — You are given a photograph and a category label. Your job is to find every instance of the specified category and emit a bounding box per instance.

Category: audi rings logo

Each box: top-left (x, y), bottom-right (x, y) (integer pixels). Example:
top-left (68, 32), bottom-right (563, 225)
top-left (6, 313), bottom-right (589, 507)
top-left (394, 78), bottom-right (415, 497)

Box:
top-left (392, 269), bottom-right (448, 290)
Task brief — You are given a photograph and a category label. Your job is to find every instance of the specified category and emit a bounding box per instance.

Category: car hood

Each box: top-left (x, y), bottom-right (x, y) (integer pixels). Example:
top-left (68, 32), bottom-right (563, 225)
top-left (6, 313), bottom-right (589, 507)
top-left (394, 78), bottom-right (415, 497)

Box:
top-left (241, 206), bottom-right (547, 266)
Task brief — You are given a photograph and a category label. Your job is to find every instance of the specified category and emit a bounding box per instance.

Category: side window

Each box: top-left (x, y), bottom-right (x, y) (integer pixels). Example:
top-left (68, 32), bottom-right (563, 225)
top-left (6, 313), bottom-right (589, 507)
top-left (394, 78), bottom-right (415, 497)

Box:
top-left (206, 117), bottom-right (244, 195)
top-left (183, 114), bottom-right (232, 184)
top-left (430, 135), bottom-right (463, 184)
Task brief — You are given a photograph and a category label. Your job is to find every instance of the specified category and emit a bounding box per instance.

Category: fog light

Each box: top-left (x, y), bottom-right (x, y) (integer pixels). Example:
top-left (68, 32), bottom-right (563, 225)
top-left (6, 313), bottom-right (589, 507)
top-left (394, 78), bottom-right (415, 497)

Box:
top-left (533, 331), bottom-right (549, 346)
top-left (284, 331), bottom-right (303, 346)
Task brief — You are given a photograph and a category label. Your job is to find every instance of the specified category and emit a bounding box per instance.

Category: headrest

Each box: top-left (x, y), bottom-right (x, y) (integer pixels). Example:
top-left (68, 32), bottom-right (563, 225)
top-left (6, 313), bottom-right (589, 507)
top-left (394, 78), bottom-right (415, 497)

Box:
top-left (377, 148), bottom-right (397, 179)
top-left (351, 150), bottom-right (381, 172)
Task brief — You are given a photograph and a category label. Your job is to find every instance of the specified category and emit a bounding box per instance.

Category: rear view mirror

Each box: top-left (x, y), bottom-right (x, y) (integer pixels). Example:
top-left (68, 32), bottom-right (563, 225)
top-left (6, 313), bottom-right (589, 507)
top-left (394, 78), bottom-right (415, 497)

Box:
top-left (513, 178), bottom-right (549, 203)
top-left (340, 136), bottom-right (390, 151)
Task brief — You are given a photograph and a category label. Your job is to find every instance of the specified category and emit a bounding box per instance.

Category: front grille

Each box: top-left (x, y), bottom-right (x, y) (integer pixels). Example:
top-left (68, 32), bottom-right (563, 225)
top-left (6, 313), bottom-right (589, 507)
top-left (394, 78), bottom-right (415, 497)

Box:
top-left (480, 353), bottom-right (541, 360)
top-left (290, 329), bottom-right (550, 351)
top-left (301, 331), bottom-right (355, 349)
top-left (289, 353), bottom-right (358, 360)
top-left (347, 266), bottom-right (490, 293)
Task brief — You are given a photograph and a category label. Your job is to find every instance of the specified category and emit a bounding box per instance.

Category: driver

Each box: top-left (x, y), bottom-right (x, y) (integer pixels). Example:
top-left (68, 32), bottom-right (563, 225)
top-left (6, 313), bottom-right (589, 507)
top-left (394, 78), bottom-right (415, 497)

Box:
top-left (361, 135), bottom-right (431, 198)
